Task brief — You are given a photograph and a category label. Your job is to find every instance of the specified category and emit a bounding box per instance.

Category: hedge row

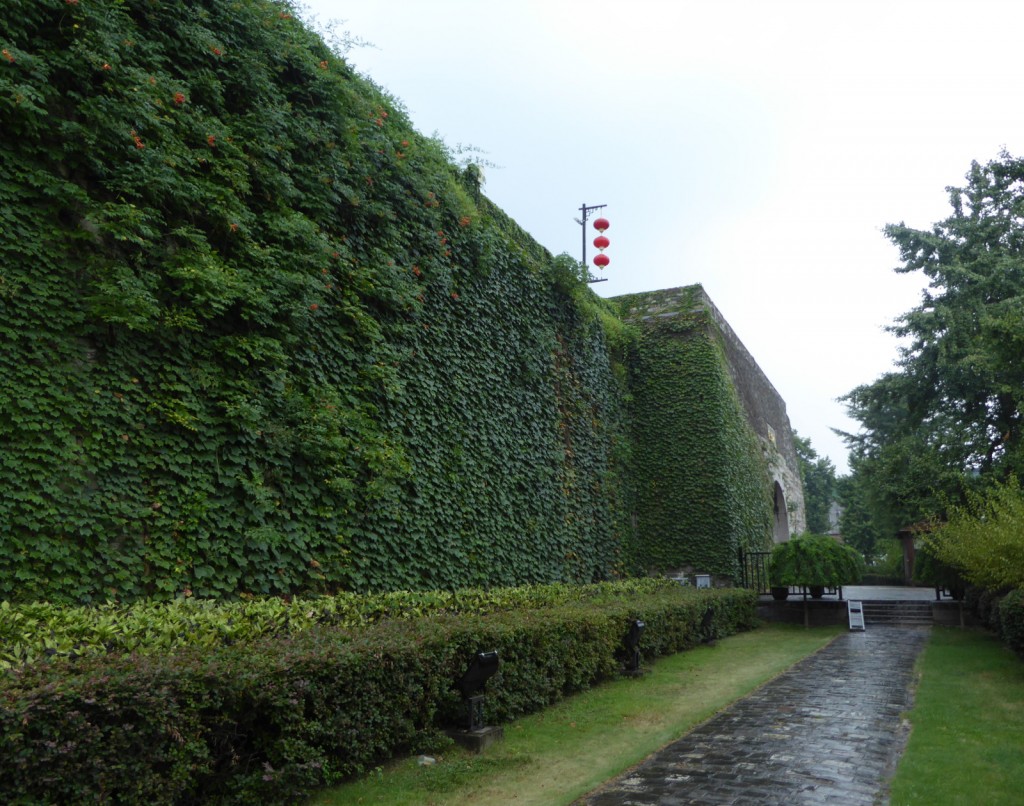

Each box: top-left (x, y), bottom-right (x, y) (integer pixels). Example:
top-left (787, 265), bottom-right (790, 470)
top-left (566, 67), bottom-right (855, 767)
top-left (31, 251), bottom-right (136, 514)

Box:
top-left (962, 586), bottom-right (1024, 657)
top-left (0, 578), bottom-right (678, 670)
top-left (0, 586), bottom-right (756, 805)
top-left (999, 589), bottom-right (1024, 656)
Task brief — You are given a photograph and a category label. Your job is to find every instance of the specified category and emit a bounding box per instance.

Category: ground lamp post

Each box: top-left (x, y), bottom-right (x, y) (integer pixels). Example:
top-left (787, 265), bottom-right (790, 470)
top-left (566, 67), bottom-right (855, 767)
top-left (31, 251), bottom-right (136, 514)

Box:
top-left (624, 619), bottom-right (645, 675)
top-left (576, 203), bottom-right (610, 283)
top-left (449, 650), bottom-right (504, 751)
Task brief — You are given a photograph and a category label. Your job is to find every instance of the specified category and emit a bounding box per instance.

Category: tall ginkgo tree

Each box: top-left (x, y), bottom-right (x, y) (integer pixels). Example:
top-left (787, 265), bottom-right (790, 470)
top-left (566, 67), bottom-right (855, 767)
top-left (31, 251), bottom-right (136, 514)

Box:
top-left (841, 150), bottom-right (1024, 530)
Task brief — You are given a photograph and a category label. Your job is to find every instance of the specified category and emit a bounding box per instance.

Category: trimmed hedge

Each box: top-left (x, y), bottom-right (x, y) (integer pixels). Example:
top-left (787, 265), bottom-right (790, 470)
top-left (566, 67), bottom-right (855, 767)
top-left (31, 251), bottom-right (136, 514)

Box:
top-left (0, 586), bottom-right (755, 805)
top-left (1, 578), bottom-right (680, 670)
top-left (996, 588), bottom-right (1024, 657)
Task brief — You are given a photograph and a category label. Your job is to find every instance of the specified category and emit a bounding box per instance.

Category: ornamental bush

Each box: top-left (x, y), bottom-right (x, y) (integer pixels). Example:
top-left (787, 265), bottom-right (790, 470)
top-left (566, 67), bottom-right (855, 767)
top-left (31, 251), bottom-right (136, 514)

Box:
top-left (769, 533), bottom-right (865, 589)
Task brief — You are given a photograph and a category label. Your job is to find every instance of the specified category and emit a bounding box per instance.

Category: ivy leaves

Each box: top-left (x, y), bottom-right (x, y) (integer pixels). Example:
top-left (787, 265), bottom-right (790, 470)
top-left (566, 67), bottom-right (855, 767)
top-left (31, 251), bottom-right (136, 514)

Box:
top-left (623, 294), bottom-right (773, 577)
top-left (0, 0), bottom-right (632, 601)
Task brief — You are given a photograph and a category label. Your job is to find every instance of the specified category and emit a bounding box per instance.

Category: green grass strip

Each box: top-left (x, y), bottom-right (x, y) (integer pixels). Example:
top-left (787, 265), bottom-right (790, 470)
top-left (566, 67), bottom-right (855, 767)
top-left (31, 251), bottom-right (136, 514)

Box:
top-left (890, 627), bottom-right (1024, 805)
top-left (308, 623), bottom-right (841, 806)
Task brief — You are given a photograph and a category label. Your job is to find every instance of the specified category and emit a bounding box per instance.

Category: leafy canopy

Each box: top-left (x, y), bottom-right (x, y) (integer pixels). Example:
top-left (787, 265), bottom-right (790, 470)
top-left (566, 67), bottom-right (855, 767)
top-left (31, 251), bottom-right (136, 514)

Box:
top-left (840, 150), bottom-right (1024, 535)
top-left (793, 433), bottom-right (837, 535)
top-left (924, 477), bottom-right (1024, 591)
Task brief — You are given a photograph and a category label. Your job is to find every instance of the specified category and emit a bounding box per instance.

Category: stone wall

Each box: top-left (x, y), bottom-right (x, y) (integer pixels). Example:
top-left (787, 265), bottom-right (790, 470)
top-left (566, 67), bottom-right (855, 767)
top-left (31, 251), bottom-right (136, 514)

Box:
top-left (616, 284), bottom-right (806, 543)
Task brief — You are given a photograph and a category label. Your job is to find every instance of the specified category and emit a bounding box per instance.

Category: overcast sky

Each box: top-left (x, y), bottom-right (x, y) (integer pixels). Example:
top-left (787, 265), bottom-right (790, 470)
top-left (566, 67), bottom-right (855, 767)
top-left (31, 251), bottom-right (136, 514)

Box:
top-left (300, 0), bottom-right (1024, 474)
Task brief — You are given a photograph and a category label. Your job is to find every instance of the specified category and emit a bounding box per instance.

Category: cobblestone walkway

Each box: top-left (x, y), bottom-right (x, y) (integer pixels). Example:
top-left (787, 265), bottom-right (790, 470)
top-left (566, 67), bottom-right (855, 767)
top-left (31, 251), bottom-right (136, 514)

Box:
top-left (579, 627), bottom-right (930, 806)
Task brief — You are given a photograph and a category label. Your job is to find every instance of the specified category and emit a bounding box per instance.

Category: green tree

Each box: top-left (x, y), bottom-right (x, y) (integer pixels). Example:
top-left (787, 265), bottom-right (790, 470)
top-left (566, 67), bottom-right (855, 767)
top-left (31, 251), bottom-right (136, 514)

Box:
top-left (793, 433), bottom-right (837, 534)
top-left (926, 477), bottom-right (1024, 590)
top-left (835, 464), bottom-right (886, 559)
top-left (840, 150), bottom-right (1024, 532)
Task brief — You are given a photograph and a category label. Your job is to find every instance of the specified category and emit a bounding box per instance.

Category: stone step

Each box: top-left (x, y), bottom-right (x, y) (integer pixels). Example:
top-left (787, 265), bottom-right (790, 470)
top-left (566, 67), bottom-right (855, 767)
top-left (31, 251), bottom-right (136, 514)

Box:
top-left (861, 601), bottom-right (933, 625)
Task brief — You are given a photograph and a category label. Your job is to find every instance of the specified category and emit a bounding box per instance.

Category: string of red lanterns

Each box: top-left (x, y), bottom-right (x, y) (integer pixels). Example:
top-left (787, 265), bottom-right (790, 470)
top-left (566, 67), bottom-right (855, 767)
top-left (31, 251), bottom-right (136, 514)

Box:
top-left (592, 216), bottom-right (610, 270)
top-left (576, 203), bottom-right (611, 283)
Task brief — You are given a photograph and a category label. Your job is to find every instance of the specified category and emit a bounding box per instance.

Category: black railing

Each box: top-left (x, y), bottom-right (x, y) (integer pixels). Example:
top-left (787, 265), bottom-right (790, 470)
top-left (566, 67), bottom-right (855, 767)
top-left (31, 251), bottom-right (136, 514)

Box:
top-left (739, 549), bottom-right (772, 595)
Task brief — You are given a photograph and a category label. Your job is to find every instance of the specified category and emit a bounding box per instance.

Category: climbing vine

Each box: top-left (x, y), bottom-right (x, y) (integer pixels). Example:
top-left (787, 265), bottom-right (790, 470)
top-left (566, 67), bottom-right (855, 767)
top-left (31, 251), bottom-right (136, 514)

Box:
top-left (1, 1), bottom-right (774, 604)
top-left (0, 0), bottom-right (631, 601)
top-left (619, 288), bottom-right (773, 577)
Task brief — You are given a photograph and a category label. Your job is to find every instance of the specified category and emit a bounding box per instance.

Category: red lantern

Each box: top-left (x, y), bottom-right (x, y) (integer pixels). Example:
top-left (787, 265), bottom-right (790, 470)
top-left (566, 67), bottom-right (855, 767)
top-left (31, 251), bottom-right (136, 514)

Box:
top-left (593, 217), bottom-right (610, 233)
top-left (593, 234), bottom-right (610, 251)
top-left (593, 253), bottom-right (610, 269)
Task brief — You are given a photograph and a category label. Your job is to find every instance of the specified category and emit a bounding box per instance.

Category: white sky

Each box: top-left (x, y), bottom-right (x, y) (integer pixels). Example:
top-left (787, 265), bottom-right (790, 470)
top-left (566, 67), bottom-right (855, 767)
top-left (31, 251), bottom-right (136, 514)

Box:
top-left (300, 0), bottom-right (1024, 474)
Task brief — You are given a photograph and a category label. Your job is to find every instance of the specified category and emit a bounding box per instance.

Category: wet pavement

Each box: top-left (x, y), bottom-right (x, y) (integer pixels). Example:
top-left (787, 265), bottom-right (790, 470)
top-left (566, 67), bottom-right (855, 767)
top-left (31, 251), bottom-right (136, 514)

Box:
top-left (578, 627), bottom-right (930, 806)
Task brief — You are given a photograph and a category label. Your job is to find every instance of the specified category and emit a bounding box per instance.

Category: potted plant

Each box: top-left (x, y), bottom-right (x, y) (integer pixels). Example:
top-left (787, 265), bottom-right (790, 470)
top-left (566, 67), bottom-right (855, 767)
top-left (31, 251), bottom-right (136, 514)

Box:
top-left (769, 533), bottom-right (865, 596)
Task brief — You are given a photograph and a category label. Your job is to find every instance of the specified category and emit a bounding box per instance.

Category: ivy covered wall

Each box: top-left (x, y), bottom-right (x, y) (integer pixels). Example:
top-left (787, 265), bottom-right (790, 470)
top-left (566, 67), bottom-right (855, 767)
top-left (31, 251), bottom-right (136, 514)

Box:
top-left (1, 0), bottom-right (787, 603)
top-left (614, 286), bottom-right (783, 578)
top-left (0, 0), bottom-right (630, 601)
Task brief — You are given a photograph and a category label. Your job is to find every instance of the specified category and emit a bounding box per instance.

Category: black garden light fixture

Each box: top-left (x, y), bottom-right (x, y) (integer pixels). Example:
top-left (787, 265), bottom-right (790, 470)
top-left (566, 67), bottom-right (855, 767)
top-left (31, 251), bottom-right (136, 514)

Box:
top-left (624, 619), bottom-right (645, 673)
top-left (456, 650), bottom-right (500, 731)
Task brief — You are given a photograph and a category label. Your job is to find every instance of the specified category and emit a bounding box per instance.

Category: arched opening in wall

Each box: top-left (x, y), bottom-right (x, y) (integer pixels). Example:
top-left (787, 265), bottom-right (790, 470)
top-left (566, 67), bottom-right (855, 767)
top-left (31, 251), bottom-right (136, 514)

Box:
top-left (772, 481), bottom-right (790, 544)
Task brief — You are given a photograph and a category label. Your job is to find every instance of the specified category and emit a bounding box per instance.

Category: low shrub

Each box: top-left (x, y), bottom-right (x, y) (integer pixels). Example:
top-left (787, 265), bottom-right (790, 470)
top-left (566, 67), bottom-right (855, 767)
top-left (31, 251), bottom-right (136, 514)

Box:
top-left (912, 542), bottom-right (966, 596)
top-left (997, 589), bottom-right (1024, 657)
top-left (0, 578), bottom-right (679, 671)
top-left (976, 588), bottom-right (1005, 632)
top-left (0, 586), bottom-right (755, 805)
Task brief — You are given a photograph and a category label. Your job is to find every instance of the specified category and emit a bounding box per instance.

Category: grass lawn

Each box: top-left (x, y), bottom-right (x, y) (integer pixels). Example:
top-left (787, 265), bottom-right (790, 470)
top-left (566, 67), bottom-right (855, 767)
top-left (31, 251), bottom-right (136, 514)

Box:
top-left (889, 627), bottom-right (1024, 805)
top-left (308, 623), bottom-right (842, 806)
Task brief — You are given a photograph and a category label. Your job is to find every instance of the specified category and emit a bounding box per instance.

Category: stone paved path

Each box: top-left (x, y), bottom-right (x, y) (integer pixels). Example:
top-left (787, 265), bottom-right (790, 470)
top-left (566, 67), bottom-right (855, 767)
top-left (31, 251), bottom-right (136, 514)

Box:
top-left (579, 627), bottom-right (930, 806)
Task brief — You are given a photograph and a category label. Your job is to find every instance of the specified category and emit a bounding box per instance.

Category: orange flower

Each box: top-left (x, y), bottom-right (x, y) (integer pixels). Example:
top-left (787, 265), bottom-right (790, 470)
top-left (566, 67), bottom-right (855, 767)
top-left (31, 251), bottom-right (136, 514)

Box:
top-left (211, 47), bottom-right (222, 56)
top-left (102, 63), bottom-right (111, 71)
top-left (2, 49), bottom-right (13, 63)
top-left (309, 304), bottom-right (319, 311)
top-left (451, 292), bottom-right (460, 300)
top-left (173, 92), bottom-right (186, 105)
top-left (131, 129), bottom-right (144, 149)
top-left (207, 135), bottom-right (216, 147)
top-left (319, 60), bottom-right (328, 70)
top-left (459, 216), bottom-right (471, 227)
top-left (229, 223), bottom-right (239, 232)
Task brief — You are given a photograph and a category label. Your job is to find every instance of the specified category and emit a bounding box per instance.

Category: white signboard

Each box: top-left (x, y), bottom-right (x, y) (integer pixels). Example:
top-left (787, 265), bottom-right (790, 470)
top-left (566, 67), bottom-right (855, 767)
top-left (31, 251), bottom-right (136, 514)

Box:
top-left (848, 600), bottom-right (866, 631)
